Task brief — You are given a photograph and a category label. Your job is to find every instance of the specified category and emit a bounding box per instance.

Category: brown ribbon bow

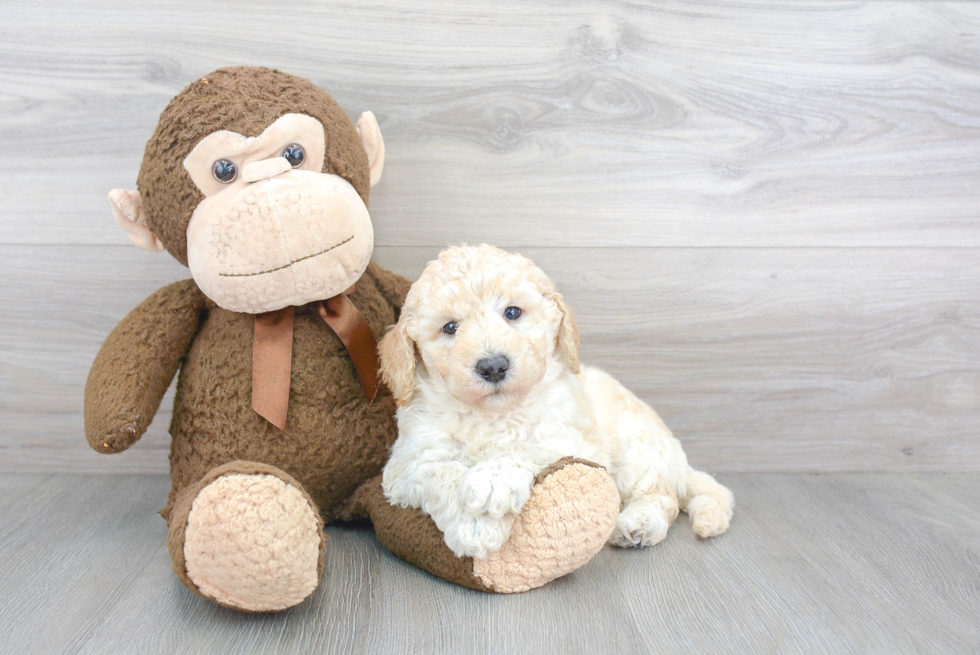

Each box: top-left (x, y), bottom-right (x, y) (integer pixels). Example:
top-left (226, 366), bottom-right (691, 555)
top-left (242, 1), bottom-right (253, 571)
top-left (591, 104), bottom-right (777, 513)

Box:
top-left (251, 284), bottom-right (379, 430)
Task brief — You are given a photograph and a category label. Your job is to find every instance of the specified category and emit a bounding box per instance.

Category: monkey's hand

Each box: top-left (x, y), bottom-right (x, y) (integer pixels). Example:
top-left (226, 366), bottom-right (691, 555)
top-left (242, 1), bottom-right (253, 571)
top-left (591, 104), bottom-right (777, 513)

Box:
top-left (84, 279), bottom-right (206, 453)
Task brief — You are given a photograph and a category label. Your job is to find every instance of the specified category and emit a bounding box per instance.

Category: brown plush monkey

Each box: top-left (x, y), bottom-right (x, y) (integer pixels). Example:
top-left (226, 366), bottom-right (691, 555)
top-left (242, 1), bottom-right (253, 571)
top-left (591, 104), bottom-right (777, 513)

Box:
top-left (85, 67), bottom-right (619, 611)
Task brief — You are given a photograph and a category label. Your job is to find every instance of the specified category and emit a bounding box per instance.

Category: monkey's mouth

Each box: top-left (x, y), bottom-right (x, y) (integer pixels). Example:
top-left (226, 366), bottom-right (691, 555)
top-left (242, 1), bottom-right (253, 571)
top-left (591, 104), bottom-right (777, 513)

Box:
top-left (219, 236), bottom-right (355, 278)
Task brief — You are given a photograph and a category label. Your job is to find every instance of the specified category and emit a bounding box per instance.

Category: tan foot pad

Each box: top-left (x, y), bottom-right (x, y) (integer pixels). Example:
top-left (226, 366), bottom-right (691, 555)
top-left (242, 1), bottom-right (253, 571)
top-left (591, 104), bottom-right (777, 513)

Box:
top-left (183, 473), bottom-right (323, 612)
top-left (473, 461), bottom-right (620, 593)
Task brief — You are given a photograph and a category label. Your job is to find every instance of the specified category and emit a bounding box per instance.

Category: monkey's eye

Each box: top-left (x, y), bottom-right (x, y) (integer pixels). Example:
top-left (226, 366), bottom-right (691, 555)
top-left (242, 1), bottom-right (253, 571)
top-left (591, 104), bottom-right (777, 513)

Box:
top-left (442, 321), bottom-right (458, 335)
top-left (504, 307), bottom-right (522, 320)
top-left (212, 159), bottom-right (238, 183)
top-left (282, 144), bottom-right (305, 168)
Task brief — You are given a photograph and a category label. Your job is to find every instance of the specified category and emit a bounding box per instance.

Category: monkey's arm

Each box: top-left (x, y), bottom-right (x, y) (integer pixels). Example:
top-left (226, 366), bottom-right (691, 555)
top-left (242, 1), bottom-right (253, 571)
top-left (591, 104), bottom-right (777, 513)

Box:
top-left (365, 261), bottom-right (412, 311)
top-left (85, 279), bottom-right (206, 454)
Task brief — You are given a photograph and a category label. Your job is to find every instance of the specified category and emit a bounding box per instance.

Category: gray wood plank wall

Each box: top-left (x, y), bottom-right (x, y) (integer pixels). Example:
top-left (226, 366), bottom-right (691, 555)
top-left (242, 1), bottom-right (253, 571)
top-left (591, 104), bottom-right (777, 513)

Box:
top-left (1, 0), bottom-right (977, 473)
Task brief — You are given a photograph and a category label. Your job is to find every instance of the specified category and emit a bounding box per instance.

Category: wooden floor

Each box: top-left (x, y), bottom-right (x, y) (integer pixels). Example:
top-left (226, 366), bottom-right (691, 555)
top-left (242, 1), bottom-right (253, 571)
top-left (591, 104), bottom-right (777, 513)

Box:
top-left (1, 473), bottom-right (977, 654)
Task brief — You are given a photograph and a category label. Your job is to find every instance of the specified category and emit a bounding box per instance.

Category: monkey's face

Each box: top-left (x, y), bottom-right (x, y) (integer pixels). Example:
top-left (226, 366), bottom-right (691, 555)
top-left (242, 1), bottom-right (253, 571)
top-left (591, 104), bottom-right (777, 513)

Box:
top-left (182, 113), bottom-right (373, 313)
top-left (112, 68), bottom-right (386, 312)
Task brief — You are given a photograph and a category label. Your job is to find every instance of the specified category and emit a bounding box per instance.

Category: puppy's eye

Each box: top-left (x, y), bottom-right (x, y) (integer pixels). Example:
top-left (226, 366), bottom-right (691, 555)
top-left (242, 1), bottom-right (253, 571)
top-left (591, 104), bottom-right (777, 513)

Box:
top-left (442, 321), bottom-right (458, 335)
top-left (212, 159), bottom-right (238, 183)
top-left (504, 307), bottom-right (522, 320)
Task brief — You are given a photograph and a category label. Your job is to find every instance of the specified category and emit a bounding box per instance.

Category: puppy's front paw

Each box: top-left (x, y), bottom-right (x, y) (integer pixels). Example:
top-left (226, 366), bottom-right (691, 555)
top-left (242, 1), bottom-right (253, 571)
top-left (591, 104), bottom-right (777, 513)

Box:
top-left (443, 514), bottom-right (513, 559)
top-left (459, 460), bottom-right (534, 519)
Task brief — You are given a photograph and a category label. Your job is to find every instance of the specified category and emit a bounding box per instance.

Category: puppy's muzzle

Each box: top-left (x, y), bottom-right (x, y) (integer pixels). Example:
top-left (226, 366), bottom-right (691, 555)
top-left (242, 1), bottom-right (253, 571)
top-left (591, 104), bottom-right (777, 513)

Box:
top-left (475, 355), bottom-right (509, 384)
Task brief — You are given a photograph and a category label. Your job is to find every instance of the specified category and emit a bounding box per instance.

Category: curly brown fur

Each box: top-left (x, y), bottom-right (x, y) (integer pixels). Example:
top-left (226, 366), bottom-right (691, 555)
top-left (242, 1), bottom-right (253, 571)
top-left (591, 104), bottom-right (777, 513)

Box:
top-left (85, 67), bottom-right (414, 611)
top-left (85, 279), bottom-right (206, 453)
top-left (161, 263), bottom-right (403, 522)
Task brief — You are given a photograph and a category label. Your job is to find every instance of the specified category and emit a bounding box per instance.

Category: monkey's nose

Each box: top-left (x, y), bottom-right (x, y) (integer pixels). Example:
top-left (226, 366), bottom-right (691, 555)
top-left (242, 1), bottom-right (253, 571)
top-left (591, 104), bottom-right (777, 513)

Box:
top-left (241, 157), bottom-right (292, 183)
top-left (475, 355), bottom-right (509, 384)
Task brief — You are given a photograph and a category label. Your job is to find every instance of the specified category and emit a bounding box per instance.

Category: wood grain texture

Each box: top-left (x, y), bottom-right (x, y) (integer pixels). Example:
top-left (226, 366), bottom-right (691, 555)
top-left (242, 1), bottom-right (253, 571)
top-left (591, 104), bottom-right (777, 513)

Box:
top-left (0, 1), bottom-right (977, 247)
top-left (1, 245), bottom-right (976, 473)
top-left (0, 0), bottom-right (978, 474)
top-left (0, 473), bottom-right (977, 654)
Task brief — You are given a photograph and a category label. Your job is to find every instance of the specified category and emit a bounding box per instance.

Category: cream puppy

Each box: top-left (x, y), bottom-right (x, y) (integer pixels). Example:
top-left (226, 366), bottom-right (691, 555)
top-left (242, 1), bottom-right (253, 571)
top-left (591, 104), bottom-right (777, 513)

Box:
top-left (379, 244), bottom-right (733, 559)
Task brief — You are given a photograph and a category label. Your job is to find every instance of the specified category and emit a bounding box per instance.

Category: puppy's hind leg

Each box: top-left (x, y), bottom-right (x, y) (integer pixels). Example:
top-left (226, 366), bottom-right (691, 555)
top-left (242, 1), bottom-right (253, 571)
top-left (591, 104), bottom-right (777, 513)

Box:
top-left (681, 468), bottom-right (734, 539)
top-left (609, 481), bottom-right (679, 548)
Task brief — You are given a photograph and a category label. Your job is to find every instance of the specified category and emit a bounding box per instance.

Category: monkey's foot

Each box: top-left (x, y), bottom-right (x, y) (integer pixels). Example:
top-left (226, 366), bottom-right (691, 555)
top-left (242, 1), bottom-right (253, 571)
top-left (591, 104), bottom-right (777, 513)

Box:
top-left (472, 457), bottom-right (620, 592)
top-left (356, 457), bottom-right (619, 593)
top-left (168, 461), bottom-right (325, 612)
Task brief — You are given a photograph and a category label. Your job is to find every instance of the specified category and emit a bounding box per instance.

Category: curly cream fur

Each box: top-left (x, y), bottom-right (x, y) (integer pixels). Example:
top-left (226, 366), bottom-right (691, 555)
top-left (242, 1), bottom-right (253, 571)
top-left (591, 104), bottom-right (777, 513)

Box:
top-left (380, 245), bottom-right (734, 558)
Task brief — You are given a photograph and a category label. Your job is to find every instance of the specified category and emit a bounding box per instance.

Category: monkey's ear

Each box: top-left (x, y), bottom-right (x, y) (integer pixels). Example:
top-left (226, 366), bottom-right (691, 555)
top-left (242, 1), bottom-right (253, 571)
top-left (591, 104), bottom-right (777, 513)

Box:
top-left (108, 189), bottom-right (164, 252)
top-left (356, 111), bottom-right (385, 188)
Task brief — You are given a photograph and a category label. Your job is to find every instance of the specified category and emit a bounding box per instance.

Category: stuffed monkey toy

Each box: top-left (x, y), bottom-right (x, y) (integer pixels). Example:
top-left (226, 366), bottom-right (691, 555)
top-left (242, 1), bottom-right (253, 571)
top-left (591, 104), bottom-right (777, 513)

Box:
top-left (85, 67), bottom-right (620, 611)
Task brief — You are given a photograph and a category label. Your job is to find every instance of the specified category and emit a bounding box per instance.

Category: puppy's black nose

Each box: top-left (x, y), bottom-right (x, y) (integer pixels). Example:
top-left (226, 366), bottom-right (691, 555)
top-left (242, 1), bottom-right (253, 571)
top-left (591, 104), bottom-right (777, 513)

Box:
top-left (476, 355), bottom-right (509, 384)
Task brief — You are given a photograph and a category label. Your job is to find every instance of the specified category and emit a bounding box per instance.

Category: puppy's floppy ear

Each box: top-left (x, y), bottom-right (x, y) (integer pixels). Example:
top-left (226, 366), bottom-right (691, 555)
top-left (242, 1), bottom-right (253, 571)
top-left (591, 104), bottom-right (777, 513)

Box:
top-left (546, 289), bottom-right (580, 374)
top-left (378, 317), bottom-right (417, 405)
